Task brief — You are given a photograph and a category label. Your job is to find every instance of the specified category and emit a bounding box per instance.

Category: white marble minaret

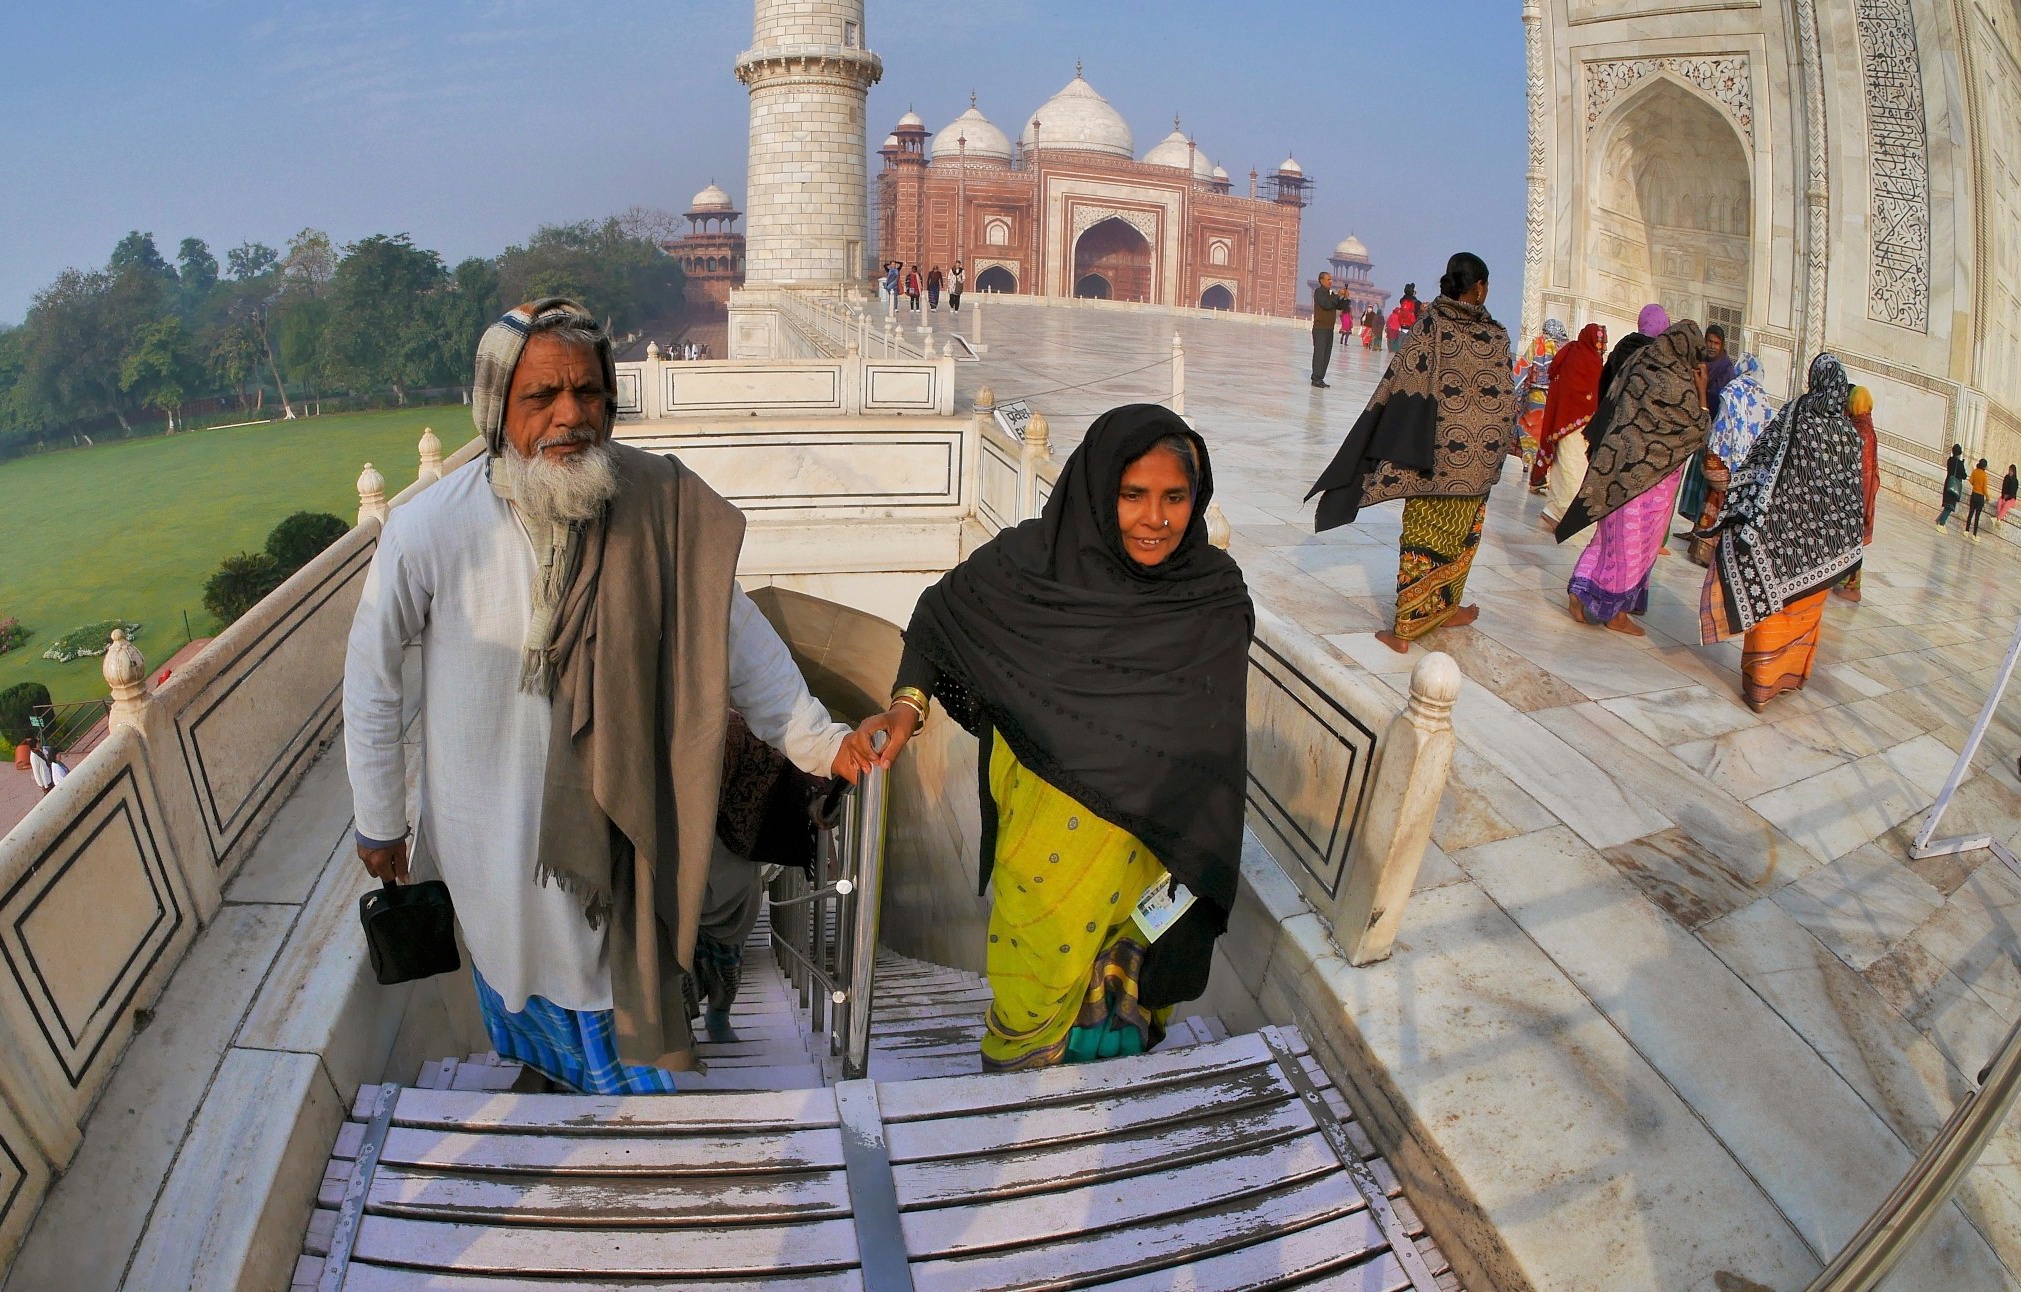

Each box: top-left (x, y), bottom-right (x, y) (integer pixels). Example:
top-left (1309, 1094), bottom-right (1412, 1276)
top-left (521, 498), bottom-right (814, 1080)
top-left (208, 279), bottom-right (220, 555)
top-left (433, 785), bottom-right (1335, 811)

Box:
top-left (733, 0), bottom-right (882, 289)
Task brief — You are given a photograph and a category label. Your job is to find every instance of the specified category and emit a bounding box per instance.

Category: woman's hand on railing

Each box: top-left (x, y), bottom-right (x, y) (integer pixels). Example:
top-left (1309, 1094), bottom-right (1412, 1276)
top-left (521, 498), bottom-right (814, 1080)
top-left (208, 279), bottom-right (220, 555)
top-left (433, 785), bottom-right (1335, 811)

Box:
top-left (854, 704), bottom-right (919, 769)
top-left (829, 727), bottom-right (883, 784)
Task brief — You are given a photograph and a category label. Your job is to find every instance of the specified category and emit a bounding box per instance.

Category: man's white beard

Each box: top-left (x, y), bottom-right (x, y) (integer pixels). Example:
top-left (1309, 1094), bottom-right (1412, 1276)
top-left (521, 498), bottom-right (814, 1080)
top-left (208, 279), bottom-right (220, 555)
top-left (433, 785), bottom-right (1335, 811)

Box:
top-left (498, 437), bottom-right (619, 525)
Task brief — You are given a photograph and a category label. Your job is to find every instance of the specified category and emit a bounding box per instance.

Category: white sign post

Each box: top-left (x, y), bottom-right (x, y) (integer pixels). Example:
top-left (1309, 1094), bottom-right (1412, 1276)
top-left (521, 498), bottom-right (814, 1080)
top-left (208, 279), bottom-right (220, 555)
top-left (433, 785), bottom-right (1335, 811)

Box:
top-left (1911, 610), bottom-right (2021, 871)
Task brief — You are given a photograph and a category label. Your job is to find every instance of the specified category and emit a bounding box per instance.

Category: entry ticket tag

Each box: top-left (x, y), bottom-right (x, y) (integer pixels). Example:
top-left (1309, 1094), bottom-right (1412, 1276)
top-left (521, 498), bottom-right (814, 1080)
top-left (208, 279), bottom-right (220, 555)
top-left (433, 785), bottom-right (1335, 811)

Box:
top-left (1131, 873), bottom-right (1197, 945)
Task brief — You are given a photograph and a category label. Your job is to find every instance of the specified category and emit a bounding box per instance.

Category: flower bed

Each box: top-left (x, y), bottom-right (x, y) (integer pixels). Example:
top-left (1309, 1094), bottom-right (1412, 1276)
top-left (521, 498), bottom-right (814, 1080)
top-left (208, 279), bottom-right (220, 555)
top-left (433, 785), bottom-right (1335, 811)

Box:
top-left (0, 618), bottom-right (25, 656)
top-left (42, 620), bottom-right (141, 664)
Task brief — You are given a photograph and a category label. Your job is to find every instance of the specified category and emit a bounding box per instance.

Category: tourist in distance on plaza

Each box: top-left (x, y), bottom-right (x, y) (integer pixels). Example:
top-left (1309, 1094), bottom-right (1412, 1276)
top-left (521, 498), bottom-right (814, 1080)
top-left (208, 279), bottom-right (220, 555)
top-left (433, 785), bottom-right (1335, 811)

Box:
top-left (905, 265), bottom-right (922, 311)
top-left (1833, 384), bottom-right (1882, 602)
top-left (1673, 322), bottom-right (1737, 541)
top-left (857, 405), bottom-right (1253, 1072)
top-left (1554, 315), bottom-right (1712, 635)
top-left (1999, 463), bottom-right (2019, 528)
top-left (1937, 443), bottom-right (1967, 529)
top-left (1968, 457), bottom-right (1992, 539)
top-left (1686, 350), bottom-right (1776, 566)
top-left (926, 265), bottom-right (944, 311)
top-left (1534, 323), bottom-right (1607, 525)
top-left (343, 298), bottom-right (879, 1094)
top-left (949, 262), bottom-right (964, 312)
top-left (1305, 252), bottom-right (1516, 653)
top-left (1385, 284), bottom-right (1420, 351)
top-left (1697, 354), bottom-right (1868, 711)
top-left (1510, 317), bottom-right (1568, 479)
top-left (1309, 270), bottom-right (1353, 386)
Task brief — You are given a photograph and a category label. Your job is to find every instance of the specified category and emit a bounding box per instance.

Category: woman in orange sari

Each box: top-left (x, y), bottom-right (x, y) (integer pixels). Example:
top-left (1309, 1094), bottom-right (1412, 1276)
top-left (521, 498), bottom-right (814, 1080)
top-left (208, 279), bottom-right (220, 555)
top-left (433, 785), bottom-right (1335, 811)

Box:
top-left (1700, 355), bottom-right (1867, 710)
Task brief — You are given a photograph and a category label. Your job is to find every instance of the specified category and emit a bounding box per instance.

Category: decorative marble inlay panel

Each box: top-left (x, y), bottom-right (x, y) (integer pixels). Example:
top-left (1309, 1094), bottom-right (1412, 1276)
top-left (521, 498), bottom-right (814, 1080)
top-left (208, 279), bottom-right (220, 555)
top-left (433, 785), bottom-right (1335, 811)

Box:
top-left (1069, 205), bottom-right (1157, 243)
top-left (1857, 0), bottom-right (1932, 331)
top-left (0, 768), bottom-right (183, 1085)
top-left (1583, 56), bottom-right (1753, 142)
top-left (1245, 638), bottom-right (1377, 905)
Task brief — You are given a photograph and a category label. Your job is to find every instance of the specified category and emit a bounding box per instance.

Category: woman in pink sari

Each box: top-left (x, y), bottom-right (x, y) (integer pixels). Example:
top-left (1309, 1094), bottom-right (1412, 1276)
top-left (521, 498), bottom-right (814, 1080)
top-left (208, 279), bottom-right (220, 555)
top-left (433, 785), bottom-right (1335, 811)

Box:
top-left (1553, 318), bottom-right (1711, 634)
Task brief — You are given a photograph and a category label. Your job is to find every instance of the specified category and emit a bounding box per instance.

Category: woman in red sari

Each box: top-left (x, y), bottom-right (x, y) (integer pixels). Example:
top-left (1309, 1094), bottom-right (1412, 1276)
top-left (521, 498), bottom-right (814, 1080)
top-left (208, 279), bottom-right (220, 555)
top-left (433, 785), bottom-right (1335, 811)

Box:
top-left (1533, 324), bottom-right (1606, 514)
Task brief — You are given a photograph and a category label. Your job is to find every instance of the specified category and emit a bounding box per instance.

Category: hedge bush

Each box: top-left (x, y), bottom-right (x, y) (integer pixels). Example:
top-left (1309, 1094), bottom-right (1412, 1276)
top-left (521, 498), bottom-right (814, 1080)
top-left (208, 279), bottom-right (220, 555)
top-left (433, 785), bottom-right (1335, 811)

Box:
top-left (0, 617), bottom-right (25, 656)
top-left (0, 682), bottom-right (51, 745)
top-left (265, 512), bottom-right (349, 578)
top-left (203, 553), bottom-right (283, 627)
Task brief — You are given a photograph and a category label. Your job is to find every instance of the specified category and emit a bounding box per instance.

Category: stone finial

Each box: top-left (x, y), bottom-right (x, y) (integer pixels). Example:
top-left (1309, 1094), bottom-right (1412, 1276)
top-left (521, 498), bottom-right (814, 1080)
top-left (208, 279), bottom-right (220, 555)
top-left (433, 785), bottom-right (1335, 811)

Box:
top-left (417, 427), bottom-right (443, 482)
top-left (104, 629), bottom-right (148, 730)
top-left (1407, 651), bottom-right (1464, 722)
top-left (1206, 501), bottom-right (1231, 549)
top-left (1170, 331), bottom-right (1186, 416)
top-left (1025, 411), bottom-right (1050, 456)
top-left (976, 385), bottom-right (996, 411)
top-left (357, 462), bottom-right (389, 527)
top-left (646, 339), bottom-right (661, 359)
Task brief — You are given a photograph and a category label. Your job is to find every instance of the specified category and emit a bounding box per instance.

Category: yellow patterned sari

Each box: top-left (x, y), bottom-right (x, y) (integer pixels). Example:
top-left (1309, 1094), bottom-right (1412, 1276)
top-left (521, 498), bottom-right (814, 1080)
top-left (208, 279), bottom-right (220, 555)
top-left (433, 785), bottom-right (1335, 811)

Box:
top-left (981, 731), bottom-right (1174, 1071)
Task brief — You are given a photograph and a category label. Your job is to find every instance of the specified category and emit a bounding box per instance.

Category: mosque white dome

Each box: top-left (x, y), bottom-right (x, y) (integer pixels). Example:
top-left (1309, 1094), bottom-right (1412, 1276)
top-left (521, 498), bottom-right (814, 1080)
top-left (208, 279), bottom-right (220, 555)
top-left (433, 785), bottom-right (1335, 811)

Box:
top-left (1212, 164), bottom-right (1229, 180)
top-left (931, 103), bottom-right (1013, 164)
top-left (1141, 122), bottom-right (1215, 180)
top-left (1277, 155), bottom-right (1303, 176)
top-left (896, 109), bottom-right (925, 130)
top-left (1333, 234), bottom-right (1369, 261)
top-left (688, 182), bottom-right (734, 212)
top-left (1020, 70), bottom-right (1133, 159)
top-left (882, 133), bottom-right (901, 148)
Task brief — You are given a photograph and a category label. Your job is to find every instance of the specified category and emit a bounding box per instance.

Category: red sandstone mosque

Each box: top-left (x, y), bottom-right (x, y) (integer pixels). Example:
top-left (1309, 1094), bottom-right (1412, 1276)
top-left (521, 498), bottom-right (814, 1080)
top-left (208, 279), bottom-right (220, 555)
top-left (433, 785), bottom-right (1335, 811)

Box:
top-left (875, 70), bottom-right (1314, 317)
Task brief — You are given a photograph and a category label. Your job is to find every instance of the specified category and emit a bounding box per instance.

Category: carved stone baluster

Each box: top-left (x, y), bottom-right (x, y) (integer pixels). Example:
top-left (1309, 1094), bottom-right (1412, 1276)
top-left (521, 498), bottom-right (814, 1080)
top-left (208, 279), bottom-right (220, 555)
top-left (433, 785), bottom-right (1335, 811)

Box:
top-left (104, 628), bottom-right (149, 732)
top-left (417, 427), bottom-right (443, 483)
top-left (1334, 651), bottom-right (1461, 965)
top-left (357, 463), bottom-right (389, 527)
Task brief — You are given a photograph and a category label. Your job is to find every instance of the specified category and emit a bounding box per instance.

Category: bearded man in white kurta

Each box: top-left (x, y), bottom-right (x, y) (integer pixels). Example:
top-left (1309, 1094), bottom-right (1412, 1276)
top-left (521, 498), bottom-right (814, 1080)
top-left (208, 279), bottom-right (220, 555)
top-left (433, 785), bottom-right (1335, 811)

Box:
top-left (344, 298), bottom-right (875, 1092)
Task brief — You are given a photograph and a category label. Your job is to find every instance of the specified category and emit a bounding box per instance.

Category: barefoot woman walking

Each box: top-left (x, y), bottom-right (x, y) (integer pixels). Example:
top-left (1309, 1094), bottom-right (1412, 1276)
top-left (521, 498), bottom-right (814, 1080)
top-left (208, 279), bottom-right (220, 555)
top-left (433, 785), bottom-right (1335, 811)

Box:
top-left (1306, 252), bottom-right (1516, 653)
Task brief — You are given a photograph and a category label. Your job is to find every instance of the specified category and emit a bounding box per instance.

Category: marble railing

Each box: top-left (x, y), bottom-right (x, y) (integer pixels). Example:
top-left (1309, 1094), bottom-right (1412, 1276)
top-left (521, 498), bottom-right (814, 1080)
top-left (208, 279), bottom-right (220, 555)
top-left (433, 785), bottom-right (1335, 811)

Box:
top-left (0, 431), bottom-right (484, 1271)
top-left (970, 406), bottom-right (1458, 965)
top-left (614, 349), bottom-right (957, 420)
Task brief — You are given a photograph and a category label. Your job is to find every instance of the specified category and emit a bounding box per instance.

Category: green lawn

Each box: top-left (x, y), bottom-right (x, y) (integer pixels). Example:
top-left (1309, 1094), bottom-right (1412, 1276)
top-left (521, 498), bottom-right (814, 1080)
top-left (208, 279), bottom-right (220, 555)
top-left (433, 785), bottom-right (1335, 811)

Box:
top-left (0, 408), bottom-right (476, 705)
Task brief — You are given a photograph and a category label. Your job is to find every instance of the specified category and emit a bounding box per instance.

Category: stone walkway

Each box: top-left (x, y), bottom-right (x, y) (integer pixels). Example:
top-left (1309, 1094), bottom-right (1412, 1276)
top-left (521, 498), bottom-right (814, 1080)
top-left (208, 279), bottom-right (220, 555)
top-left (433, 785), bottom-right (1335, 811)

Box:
top-left (958, 298), bottom-right (2021, 1287)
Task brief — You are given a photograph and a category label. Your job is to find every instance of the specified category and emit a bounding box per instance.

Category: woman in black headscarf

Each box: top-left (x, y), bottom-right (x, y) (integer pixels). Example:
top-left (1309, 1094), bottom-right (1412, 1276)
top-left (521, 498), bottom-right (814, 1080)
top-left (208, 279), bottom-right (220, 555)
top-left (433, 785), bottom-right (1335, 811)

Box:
top-left (861, 405), bottom-right (1253, 1071)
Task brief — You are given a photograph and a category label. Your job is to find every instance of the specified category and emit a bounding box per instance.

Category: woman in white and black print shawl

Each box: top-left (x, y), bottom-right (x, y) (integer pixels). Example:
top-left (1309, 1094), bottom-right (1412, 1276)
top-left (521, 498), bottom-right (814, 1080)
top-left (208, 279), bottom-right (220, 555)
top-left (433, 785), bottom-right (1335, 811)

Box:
top-left (1698, 352), bottom-right (1867, 711)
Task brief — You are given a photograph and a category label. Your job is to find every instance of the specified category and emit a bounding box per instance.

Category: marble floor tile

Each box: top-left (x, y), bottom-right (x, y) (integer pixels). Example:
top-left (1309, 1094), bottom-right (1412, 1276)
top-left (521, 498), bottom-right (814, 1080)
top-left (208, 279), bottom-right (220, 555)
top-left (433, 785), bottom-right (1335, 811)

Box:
top-left (1532, 701), bottom-right (1825, 892)
top-left (1417, 625), bottom-right (1588, 713)
top-left (1747, 735), bottom-right (1963, 862)
top-left (1431, 742), bottom-right (1560, 854)
top-left (1772, 844), bottom-right (1946, 972)
top-left (1674, 719), bottom-right (1854, 801)
top-left (1450, 689), bottom-right (1671, 852)
top-left (1602, 826), bottom-right (1763, 929)
top-left (1457, 825), bottom-right (1934, 1260)
top-left (1818, 662), bottom-right (1894, 699)
top-left (1323, 628), bottom-right (1419, 676)
top-left (1865, 937), bottom-right (2015, 1077)
top-left (1597, 684), bottom-right (1759, 748)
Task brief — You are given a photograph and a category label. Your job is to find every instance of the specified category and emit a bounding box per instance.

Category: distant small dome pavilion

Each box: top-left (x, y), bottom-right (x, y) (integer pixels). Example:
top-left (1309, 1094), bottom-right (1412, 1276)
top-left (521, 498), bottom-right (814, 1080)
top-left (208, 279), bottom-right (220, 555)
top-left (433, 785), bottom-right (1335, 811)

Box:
top-left (1313, 231), bottom-right (1389, 321)
top-left (666, 182), bottom-right (746, 308)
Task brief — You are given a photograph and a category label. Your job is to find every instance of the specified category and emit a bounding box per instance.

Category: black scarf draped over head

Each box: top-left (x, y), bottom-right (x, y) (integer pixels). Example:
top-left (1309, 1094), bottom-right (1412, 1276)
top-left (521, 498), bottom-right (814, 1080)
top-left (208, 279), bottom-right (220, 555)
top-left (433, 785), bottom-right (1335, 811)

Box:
top-left (900, 405), bottom-right (1255, 919)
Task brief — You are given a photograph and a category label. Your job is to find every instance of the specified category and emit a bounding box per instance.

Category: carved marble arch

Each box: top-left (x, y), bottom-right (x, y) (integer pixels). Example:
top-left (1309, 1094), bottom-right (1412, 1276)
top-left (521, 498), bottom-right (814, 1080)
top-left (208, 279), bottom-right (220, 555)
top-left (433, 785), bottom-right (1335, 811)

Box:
top-left (983, 217), bottom-right (1012, 246)
top-left (1584, 75), bottom-right (1754, 330)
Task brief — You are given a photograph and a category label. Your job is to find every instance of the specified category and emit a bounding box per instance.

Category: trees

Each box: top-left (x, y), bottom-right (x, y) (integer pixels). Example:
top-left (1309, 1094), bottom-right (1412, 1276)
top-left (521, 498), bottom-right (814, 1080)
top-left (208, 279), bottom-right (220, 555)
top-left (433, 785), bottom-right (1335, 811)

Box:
top-left (226, 242), bottom-right (278, 281)
top-left (176, 238), bottom-right (218, 309)
top-left (325, 234), bottom-right (450, 405)
top-left (496, 219), bottom-right (684, 333)
top-left (119, 316), bottom-right (201, 430)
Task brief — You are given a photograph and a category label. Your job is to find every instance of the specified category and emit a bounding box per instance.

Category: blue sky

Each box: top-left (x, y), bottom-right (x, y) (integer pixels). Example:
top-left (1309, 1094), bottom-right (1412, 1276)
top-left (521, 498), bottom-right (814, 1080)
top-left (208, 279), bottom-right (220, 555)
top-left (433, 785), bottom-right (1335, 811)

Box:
top-left (0, 1), bottom-right (1527, 323)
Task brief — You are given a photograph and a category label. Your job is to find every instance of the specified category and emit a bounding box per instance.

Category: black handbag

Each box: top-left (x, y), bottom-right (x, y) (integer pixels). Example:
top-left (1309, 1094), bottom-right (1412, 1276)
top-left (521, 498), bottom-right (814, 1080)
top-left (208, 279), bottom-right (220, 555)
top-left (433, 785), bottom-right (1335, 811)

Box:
top-left (358, 879), bottom-right (461, 985)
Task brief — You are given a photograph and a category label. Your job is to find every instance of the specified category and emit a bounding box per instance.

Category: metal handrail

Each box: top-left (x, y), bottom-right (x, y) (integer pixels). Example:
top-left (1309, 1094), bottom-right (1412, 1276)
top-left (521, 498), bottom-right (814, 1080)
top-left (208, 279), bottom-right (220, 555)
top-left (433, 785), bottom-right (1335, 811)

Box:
top-left (766, 749), bottom-right (890, 1080)
top-left (1805, 1012), bottom-right (2021, 1290)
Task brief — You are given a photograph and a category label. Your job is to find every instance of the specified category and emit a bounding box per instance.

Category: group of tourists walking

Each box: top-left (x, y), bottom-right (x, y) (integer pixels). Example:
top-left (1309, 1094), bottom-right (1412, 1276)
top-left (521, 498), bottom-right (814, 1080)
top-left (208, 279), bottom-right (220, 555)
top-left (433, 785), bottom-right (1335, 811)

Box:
top-left (1936, 443), bottom-right (2017, 539)
top-left (881, 260), bottom-right (965, 313)
top-left (338, 240), bottom-right (1944, 1099)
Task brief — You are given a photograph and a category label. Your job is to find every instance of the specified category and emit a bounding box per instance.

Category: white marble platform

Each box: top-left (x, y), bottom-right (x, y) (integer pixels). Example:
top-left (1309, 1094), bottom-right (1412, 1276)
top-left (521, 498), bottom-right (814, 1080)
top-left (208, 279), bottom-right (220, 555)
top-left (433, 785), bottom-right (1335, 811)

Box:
top-left (961, 299), bottom-right (2021, 1288)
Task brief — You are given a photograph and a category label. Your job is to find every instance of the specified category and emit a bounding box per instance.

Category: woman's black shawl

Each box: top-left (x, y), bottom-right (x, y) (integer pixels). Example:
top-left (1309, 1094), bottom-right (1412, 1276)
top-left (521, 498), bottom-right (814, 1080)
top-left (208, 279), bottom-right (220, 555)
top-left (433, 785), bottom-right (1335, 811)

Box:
top-left (1582, 331), bottom-right (1656, 457)
top-left (894, 405), bottom-right (1255, 928)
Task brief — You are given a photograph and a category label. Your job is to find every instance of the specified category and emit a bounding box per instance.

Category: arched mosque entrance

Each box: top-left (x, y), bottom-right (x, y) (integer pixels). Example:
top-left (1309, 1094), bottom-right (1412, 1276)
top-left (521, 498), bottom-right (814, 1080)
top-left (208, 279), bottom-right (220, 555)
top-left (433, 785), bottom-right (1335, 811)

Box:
top-left (1586, 78), bottom-right (1751, 337)
top-left (1074, 273), bottom-right (1112, 299)
top-left (1200, 284), bottom-right (1234, 310)
top-left (1073, 217), bottom-right (1153, 303)
top-left (975, 265), bottom-right (1016, 294)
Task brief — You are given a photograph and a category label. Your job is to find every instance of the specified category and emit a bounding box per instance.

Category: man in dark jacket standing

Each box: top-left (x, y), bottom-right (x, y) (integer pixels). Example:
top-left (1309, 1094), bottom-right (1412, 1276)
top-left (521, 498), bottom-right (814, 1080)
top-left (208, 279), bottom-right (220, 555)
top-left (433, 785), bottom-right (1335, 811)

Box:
top-left (1311, 272), bottom-right (1351, 387)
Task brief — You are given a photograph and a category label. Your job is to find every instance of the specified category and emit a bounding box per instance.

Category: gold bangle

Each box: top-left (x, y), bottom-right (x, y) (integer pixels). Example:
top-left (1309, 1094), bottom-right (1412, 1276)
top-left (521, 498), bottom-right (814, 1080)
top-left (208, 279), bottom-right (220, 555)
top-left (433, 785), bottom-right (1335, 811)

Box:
top-left (890, 691), bottom-right (928, 729)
